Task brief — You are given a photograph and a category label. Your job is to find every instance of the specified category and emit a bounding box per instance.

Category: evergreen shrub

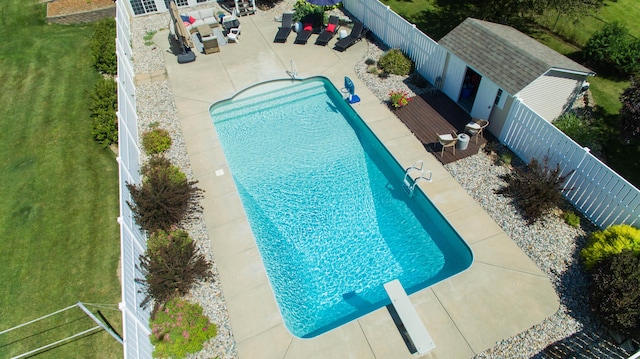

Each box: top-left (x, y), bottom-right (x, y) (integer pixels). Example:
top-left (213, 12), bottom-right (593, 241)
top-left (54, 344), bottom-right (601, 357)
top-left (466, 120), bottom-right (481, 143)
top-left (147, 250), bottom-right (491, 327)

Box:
top-left (378, 49), bottom-right (413, 76)
top-left (581, 224), bottom-right (640, 269)
top-left (91, 18), bottom-right (117, 75)
top-left (89, 77), bottom-right (118, 147)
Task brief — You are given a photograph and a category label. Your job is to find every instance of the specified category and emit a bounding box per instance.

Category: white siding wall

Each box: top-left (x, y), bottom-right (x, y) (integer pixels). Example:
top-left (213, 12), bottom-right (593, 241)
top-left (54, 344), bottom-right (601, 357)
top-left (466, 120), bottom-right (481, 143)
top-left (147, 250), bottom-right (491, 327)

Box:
top-left (517, 71), bottom-right (583, 122)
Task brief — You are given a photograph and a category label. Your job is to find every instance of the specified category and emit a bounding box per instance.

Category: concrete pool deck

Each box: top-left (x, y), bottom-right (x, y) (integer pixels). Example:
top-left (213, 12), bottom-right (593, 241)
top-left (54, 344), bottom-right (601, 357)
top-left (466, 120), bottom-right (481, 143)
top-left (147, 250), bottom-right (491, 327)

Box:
top-left (152, 10), bottom-right (558, 359)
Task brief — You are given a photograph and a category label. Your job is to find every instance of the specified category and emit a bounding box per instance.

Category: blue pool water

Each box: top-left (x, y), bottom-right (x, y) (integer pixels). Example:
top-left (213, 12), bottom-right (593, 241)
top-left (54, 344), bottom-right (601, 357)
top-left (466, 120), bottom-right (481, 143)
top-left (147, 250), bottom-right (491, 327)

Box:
top-left (210, 77), bottom-right (472, 338)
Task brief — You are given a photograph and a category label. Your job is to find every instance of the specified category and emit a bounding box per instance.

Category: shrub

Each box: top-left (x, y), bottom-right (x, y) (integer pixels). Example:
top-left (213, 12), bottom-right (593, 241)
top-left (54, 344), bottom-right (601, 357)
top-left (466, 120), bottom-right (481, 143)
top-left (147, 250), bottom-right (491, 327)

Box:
top-left (377, 49), bottom-right (413, 76)
top-left (292, 0), bottom-right (323, 25)
top-left (563, 211), bottom-right (581, 228)
top-left (91, 17), bottom-right (117, 75)
top-left (580, 224), bottom-right (640, 269)
top-left (364, 58), bottom-right (376, 66)
top-left (553, 111), bottom-right (604, 158)
top-left (150, 298), bottom-right (217, 359)
top-left (388, 90), bottom-right (411, 108)
top-left (89, 77), bottom-right (118, 147)
top-left (619, 77), bottom-right (640, 144)
top-left (142, 128), bottom-right (172, 155)
top-left (589, 250), bottom-right (640, 336)
top-left (499, 152), bottom-right (513, 166)
top-left (139, 230), bottom-right (213, 309)
top-left (583, 21), bottom-right (640, 77)
top-left (142, 156), bottom-right (187, 185)
top-left (495, 156), bottom-right (573, 224)
top-left (126, 161), bottom-right (204, 233)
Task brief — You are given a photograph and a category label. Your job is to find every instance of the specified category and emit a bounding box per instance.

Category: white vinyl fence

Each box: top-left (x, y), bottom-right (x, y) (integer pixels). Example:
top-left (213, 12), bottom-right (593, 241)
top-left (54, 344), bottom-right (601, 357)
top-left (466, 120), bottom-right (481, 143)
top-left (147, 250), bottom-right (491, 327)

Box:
top-left (343, 0), bottom-right (446, 85)
top-left (115, 1), bottom-right (154, 358)
top-left (500, 99), bottom-right (639, 228)
top-left (342, 0), bottom-right (639, 229)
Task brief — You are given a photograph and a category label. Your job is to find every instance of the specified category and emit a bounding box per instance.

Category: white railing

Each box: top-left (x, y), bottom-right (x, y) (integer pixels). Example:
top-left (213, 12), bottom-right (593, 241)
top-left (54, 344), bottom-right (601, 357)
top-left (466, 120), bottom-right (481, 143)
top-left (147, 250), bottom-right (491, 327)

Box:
top-left (116, 1), bottom-right (154, 358)
top-left (341, 0), bottom-right (639, 229)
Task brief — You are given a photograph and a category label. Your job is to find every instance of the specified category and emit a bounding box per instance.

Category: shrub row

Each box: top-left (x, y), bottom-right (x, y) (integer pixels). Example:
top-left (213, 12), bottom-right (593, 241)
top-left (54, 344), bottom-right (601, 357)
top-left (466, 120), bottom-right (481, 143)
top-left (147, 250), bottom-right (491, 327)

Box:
top-left (127, 138), bottom-right (215, 358)
top-left (89, 77), bottom-right (118, 147)
top-left (91, 18), bottom-right (117, 76)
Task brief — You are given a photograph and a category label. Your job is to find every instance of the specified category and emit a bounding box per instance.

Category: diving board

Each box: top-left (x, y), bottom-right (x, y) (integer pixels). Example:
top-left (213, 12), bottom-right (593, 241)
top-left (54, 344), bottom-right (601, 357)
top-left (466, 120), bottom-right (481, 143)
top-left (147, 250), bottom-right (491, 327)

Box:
top-left (384, 279), bottom-right (435, 354)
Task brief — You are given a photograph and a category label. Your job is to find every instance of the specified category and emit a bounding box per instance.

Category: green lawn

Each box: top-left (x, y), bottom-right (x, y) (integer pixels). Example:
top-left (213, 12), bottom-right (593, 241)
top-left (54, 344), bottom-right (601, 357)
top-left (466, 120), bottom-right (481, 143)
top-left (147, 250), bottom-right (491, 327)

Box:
top-left (0, 1), bottom-right (122, 358)
top-left (537, 0), bottom-right (640, 47)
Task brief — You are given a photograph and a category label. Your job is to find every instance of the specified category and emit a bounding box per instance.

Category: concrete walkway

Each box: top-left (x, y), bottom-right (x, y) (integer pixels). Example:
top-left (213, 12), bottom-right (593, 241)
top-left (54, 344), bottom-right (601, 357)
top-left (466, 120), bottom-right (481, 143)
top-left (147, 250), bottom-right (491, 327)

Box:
top-left (154, 9), bottom-right (558, 359)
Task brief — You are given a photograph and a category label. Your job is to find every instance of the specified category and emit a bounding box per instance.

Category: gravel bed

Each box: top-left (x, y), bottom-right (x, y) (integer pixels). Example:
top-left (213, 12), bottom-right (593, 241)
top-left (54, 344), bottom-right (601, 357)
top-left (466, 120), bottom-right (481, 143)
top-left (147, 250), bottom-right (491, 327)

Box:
top-left (130, 5), bottom-right (611, 358)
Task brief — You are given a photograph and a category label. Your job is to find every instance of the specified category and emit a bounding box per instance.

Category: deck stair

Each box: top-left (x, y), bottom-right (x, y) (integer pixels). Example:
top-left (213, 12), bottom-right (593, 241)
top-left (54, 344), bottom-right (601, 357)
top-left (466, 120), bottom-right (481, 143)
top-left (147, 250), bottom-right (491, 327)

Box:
top-left (384, 279), bottom-right (435, 354)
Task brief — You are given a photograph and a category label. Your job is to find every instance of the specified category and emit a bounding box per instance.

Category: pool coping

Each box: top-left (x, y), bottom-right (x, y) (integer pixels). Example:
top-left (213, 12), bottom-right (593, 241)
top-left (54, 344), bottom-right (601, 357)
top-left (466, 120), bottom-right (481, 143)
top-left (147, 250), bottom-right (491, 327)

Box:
top-left (154, 10), bottom-right (559, 359)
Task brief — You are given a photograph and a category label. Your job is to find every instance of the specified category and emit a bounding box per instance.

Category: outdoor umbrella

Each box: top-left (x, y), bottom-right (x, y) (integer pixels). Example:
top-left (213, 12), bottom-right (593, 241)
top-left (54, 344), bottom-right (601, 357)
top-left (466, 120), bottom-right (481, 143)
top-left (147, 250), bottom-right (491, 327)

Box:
top-left (305, 0), bottom-right (341, 5)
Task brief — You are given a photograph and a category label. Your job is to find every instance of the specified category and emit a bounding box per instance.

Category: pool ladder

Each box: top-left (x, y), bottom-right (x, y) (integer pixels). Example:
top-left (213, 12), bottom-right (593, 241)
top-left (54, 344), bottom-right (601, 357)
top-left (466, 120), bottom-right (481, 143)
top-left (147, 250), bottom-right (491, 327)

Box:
top-left (403, 160), bottom-right (432, 197)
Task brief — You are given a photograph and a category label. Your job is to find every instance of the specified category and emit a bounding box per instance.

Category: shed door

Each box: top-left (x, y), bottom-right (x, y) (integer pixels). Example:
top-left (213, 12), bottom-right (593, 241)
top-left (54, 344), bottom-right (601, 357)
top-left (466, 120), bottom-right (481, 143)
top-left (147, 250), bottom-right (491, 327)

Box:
top-left (442, 55), bottom-right (465, 102)
top-left (470, 77), bottom-right (499, 120)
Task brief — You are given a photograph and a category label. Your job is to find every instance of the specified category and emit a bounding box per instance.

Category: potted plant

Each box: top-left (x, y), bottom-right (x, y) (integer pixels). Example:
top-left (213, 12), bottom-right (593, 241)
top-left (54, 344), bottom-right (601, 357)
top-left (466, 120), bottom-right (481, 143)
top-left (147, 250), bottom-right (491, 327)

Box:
top-left (388, 90), bottom-right (411, 109)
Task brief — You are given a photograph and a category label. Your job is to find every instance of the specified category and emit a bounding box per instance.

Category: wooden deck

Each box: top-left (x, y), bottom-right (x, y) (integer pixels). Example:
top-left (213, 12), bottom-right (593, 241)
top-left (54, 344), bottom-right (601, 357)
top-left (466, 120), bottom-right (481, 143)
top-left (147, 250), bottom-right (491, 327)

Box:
top-left (392, 92), bottom-right (488, 165)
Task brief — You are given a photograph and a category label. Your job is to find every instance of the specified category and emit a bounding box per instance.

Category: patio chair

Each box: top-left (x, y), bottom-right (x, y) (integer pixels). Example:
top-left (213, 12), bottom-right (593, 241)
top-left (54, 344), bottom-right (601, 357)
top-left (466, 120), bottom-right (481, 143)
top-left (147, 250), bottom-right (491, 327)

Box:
top-left (437, 132), bottom-right (458, 157)
top-left (315, 15), bottom-right (340, 46)
top-left (274, 12), bottom-right (293, 43)
top-left (334, 21), bottom-right (365, 52)
top-left (465, 118), bottom-right (489, 143)
top-left (294, 16), bottom-right (315, 44)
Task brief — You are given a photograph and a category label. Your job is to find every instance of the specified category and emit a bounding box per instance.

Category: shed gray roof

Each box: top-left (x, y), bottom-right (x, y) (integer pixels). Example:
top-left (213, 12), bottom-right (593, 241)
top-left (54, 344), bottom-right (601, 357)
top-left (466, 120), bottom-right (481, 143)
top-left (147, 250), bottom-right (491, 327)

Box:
top-left (438, 18), bottom-right (594, 95)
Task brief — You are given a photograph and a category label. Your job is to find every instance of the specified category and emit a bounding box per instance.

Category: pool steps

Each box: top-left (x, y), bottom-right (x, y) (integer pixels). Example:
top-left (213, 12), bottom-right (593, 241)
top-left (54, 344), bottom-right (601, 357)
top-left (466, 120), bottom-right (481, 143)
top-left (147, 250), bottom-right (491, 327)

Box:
top-left (403, 160), bottom-right (432, 197)
top-left (212, 81), bottom-right (328, 122)
top-left (384, 279), bottom-right (435, 354)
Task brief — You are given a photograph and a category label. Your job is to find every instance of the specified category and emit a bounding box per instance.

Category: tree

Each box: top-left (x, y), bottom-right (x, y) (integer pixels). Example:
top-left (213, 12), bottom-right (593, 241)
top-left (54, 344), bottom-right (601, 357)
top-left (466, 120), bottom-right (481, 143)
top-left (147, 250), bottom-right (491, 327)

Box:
top-left (584, 22), bottom-right (640, 77)
top-left (468, 0), bottom-right (603, 27)
top-left (619, 77), bottom-right (640, 144)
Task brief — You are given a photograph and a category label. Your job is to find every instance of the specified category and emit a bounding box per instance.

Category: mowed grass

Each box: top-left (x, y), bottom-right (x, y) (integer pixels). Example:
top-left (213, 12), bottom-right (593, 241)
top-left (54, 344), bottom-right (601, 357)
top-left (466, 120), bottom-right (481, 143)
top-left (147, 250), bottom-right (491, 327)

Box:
top-left (537, 0), bottom-right (640, 47)
top-left (0, 1), bottom-right (122, 358)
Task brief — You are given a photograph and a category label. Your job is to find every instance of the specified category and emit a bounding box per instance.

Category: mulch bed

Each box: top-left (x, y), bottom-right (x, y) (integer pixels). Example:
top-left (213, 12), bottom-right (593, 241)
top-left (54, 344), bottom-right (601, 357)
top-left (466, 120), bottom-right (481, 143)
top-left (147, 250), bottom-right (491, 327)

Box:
top-left (47, 0), bottom-right (114, 17)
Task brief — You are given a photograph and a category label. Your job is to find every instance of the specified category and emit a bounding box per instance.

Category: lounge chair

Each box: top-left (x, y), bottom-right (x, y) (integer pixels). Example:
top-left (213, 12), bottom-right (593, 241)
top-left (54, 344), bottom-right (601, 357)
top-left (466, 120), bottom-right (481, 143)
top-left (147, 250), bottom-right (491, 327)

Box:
top-left (315, 15), bottom-right (339, 46)
top-left (334, 21), bottom-right (365, 52)
top-left (273, 13), bottom-right (293, 43)
top-left (294, 17), bottom-right (315, 44)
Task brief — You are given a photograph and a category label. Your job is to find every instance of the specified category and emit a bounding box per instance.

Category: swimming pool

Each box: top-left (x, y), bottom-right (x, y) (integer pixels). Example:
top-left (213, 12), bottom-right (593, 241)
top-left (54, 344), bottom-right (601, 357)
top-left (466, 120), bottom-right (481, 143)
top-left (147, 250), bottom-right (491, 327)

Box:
top-left (210, 77), bottom-right (472, 338)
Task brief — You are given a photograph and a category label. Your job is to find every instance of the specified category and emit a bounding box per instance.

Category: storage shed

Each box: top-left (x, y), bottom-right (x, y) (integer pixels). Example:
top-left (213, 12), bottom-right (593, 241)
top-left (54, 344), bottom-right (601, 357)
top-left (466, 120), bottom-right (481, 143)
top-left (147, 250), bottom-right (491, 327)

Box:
top-left (437, 18), bottom-right (595, 136)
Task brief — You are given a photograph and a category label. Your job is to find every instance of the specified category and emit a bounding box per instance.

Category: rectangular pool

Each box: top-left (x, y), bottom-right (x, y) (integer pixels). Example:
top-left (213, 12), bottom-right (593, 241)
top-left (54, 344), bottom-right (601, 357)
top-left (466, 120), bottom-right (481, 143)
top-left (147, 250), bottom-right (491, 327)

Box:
top-left (209, 77), bottom-right (472, 338)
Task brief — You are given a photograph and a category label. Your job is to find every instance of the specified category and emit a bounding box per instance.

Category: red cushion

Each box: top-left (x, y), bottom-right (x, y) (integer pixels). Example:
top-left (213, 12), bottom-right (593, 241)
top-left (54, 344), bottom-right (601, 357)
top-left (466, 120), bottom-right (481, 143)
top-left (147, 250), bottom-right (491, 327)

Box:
top-left (303, 23), bottom-right (312, 32)
top-left (326, 23), bottom-right (336, 33)
top-left (188, 16), bottom-right (197, 24)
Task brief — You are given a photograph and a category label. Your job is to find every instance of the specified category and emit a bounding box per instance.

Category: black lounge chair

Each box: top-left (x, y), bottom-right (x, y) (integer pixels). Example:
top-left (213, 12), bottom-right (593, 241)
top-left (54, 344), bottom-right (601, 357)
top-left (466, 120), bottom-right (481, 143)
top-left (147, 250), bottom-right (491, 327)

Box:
top-left (294, 17), bottom-right (315, 44)
top-left (315, 15), bottom-right (339, 46)
top-left (274, 13), bottom-right (293, 43)
top-left (334, 21), bottom-right (365, 52)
